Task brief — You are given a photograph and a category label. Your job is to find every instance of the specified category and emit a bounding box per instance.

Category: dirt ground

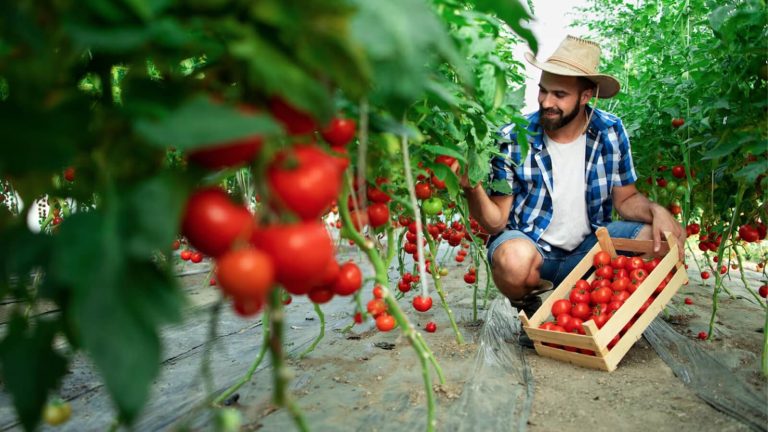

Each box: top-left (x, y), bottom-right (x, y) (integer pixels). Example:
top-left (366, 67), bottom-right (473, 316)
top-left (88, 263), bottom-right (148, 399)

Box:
top-left (0, 243), bottom-right (766, 431)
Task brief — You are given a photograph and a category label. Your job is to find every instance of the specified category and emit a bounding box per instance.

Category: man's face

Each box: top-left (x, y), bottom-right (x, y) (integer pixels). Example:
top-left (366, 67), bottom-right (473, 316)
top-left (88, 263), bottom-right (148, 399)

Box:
top-left (537, 72), bottom-right (589, 131)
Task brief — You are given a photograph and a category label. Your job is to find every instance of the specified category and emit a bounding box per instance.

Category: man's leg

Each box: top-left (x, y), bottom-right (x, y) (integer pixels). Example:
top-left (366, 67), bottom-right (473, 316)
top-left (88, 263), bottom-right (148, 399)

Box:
top-left (491, 238), bottom-right (546, 302)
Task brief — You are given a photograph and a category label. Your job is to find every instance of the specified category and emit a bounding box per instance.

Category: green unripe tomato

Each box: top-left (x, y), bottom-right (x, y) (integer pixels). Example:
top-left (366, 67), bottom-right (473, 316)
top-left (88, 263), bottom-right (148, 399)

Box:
top-left (422, 197), bottom-right (443, 215)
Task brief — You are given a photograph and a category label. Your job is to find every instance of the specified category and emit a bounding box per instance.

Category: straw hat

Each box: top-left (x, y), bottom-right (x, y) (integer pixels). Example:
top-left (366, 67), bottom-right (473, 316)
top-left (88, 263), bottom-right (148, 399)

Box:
top-left (525, 35), bottom-right (621, 99)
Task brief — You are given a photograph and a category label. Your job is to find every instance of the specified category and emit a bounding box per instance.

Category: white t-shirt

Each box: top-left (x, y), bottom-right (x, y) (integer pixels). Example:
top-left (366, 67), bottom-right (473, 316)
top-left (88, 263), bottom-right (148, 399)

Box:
top-left (540, 133), bottom-right (592, 251)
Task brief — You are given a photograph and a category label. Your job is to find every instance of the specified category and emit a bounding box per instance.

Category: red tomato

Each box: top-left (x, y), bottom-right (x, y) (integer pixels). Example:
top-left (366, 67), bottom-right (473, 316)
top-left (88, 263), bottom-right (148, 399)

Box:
top-left (608, 300), bottom-right (624, 312)
top-left (591, 287), bottom-right (613, 304)
top-left (63, 167), bottom-right (76, 182)
top-left (571, 302), bottom-right (592, 320)
top-left (592, 278), bottom-right (612, 290)
top-left (611, 277), bottom-right (630, 292)
top-left (595, 265), bottom-right (614, 280)
top-left (591, 312), bottom-right (609, 329)
top-left (367, 299), bottom-right (387, 317)
top-left (644, 257), bottom-right (661, 273)
top-left (415, 182), bottom-right (432, 200)
top-left (182, 187), bottom-right (253, 258)
top-left (612, 290), bottom-right (631, 303)
top-left (629, 268), bottom-right (647, 285)
top-left (232, 296), bottom-right (264, 317)
top-left (268, 145), bottom-right (342, 220)
top-left (398, 280), bottom-right (411, 292)
top-left (367, 203), bottom-right (390, 228)
top-left (430, 175), bottom-right (446, 190)
top-left (671, 118), bottom-right (685, 128)
top-left (191, 252), bottom-right (203, 263)
top-left (308, 285), bottom-right (334, 304)
top-left (697, 331), bottom-right (707, 340)
top-left (638, 297), bottom-right (654, 314)
top-left (569, 288), bottom-right (590, 304)
top-left (575, 279), bottom-right (591, 292)
top-left (435, 155), bottom-right (456, 167)
top-left (539, 321), bottom-right (556, 330)
top-left (614, 268), bottom-right (629, 280)
top-left (671, 165), bottom-right (686, 179)
top-left (180, 250), bottom-right (192, 261)
top-left (354, 312), bottom-right (363, 324)
top-left (424, 322), bottom-right (437, 333)
top-left (269, 96), bottom-right (317, 135)
top-left (216, 248), bottom-right (275, 302)
top-left (684, 297), bottom-right (693, 305)
top-left (551, 299), bottom-right (572, 316)
top-left (463, 273), bottom-right (477, 284)
top-left (321, 117), bottom-right (356, 147)
top-left (188, 136), bottom-right (263, 170)
top-left (627, 257), bottom-right (645, 271)
top-left (367, 187), bottom-right (391, 204)
top-left (376, 314), bottom-right (396, 332)
top-left (413, 295), bottom-right (433, 312)
top-left (556, 313), bottom-right (573, 330)
top-left (455, 255), bottom-right (465, 263)
top-left (611, 255), bottom-right (628, 269)
top-left (593, 251), bottom-right (611, 268)
top-left (759, 285), bottom-right (768, 298)
top-left (701, 271), bottom-right (710, 280)
top-left (333, 261), bottom-right (362, 296)
top-left (251, 221), bottom-right (334, 291)
top-left (172, 240), bottom-right (181, 250)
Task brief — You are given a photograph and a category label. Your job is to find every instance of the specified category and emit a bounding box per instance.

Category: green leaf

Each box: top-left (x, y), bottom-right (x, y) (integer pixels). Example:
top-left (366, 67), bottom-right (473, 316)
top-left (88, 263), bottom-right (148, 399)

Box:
top-left (134, 95), bottom-right (281, 151)
top-left (0, 316), bottom-right (68, 432)
top-left (124, 173), bottom-right (190, 257)
top-left (490, 179), bottom-right (513, 194)
top-left (733, 159), bottom-right (768, 183)
top-left (50, 208), bottom-right (182, 424)
top-left (421, 145), bottom-right (466, 163)
top-left (65, 18), bottom-right (190, 52)
top-left (468, 0), bottom-right (538, 54)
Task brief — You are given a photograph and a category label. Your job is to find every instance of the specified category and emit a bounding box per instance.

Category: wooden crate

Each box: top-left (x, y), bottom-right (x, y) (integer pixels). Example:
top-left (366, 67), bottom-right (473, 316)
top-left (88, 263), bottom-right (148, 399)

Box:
top-left (519, 227), bottom-right (688, 372)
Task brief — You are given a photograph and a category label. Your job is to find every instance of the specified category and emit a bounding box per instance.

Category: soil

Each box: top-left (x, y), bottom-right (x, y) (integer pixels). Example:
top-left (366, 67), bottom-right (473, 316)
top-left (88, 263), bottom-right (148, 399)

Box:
top-left (0, 243), bottom-right (765, 431)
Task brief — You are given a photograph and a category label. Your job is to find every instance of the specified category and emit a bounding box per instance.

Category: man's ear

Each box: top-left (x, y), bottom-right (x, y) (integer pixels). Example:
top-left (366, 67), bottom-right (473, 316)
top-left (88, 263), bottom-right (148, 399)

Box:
top-left (580, 88), bottom-right (594, 105)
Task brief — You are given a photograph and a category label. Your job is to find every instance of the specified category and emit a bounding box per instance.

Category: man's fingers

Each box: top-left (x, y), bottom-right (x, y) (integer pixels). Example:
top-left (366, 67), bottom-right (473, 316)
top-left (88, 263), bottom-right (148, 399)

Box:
top-left (652, 226), bottom-right (661, 252)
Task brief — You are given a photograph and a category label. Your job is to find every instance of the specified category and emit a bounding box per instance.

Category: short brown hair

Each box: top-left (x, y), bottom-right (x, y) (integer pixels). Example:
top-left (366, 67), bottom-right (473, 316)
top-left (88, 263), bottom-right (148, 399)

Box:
top-left (577, 76), bottom-right (597, 93)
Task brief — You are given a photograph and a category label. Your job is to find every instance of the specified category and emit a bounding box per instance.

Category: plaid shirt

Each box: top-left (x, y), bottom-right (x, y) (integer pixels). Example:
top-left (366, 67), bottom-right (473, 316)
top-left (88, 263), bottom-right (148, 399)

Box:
top-left (489, 105), bottom-right (637, 251)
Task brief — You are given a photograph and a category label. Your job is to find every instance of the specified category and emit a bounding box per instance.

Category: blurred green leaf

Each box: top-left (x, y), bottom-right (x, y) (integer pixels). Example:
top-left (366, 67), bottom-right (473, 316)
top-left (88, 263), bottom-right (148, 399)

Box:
top-left (468, 0), bottom-right (538, 54)
top-left (0, 316), bottom-right (68, 432)
top-left (135, 96), bottom-right (281, 150)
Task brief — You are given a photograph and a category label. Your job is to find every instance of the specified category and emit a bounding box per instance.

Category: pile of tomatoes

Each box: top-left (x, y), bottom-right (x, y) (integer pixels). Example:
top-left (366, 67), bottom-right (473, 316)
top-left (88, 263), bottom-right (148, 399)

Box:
top-left (535, 251), bottom-right (677, 355)
top-left (179, 98), bottom-right (363, 316)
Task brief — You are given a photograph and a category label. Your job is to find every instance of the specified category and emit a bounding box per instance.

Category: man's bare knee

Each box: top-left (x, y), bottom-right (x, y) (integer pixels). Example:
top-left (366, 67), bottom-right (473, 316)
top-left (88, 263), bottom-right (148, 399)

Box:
top-left (491, 240), bottom-right (543, 300)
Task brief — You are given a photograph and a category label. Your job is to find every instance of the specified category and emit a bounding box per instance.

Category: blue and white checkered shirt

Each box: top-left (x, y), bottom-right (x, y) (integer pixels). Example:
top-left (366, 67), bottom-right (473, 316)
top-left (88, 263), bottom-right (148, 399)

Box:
top-left (488, 105), bottom-right (637, 251)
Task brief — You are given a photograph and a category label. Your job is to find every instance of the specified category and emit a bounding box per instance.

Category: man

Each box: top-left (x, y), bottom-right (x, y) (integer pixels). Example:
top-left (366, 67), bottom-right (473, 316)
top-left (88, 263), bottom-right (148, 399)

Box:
top-left (457, 36), bottom-right (685, 347)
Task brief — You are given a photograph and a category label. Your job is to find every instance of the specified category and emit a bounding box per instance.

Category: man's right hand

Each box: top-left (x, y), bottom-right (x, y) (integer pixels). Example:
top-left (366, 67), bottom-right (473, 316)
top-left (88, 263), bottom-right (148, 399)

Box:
top-left (450, 160), bottom-right (475, 191)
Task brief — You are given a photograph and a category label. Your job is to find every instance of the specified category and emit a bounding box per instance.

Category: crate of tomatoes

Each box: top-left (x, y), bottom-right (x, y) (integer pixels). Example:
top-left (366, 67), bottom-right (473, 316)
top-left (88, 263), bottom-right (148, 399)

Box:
top-left (519, 227), bottom-right (688, 372)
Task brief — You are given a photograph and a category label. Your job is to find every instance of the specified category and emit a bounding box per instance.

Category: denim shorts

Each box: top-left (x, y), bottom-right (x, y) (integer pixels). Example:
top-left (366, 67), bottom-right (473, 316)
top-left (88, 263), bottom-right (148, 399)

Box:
top-left (486, 221), bottom-right (645, 287)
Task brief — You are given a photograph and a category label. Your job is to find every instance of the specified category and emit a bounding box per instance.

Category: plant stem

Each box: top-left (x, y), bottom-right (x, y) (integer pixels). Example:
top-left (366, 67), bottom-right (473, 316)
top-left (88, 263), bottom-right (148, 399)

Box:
top-left (212, 309), bottom-right (270, 406)
top-left (202, 298), bottom-right (223, 397)
top-left (423, 225), bottom-right (464, 345)
top-left (299, 303), bottom-right (325, 359)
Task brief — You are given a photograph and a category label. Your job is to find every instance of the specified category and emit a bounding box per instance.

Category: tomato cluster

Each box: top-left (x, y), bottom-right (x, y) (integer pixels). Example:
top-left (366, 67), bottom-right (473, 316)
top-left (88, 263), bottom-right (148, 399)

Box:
top-left (737, 222), bottom-right (767, 243)
top-left (178, 99), bottom-right (364, 316)
top-left (536, 251), bottom-right (677, 355)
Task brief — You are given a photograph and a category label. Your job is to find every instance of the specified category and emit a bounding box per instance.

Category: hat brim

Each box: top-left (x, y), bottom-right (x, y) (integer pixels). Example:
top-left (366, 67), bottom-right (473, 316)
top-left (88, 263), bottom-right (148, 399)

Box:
top-left (524, 52), bottom-right (620, 99)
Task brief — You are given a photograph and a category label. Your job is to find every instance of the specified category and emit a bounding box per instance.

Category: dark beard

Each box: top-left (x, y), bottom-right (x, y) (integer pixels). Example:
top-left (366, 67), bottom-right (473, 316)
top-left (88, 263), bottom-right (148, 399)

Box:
top-left (539, 99), bottom-right (581, 131)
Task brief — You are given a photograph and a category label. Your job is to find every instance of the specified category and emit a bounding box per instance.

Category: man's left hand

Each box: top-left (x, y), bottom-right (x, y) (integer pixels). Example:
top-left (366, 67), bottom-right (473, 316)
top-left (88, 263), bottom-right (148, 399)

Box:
top-left (650, 204), bottom-right (686, 261)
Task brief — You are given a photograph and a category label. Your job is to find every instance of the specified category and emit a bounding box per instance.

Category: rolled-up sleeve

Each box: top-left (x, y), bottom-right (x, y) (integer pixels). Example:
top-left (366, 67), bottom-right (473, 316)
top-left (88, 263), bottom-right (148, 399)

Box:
top-left (488, 125), bottom-right (520, 196)
top-left (613, 119), bottom-right (637, 186)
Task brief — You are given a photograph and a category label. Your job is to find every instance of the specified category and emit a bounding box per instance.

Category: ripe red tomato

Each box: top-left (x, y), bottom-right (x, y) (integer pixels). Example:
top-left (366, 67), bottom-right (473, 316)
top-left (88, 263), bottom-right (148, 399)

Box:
top-left (367, 187), bottom-right (391, 204)
top-left (415, 182), bottom-right (432, 200)
top-left (626, 257), bottom-right (645, 271)
top-left (413, 295), bottom-right (433, 312)
top-left (354, 312), bottom-right (363, 324)
top-left (188, 136), bottom-right (263, 170)
top-left (697, 331), bottom-right (707, 340)
top-left (463, 273), bottom-right (476, 284)
top-left (180, 250), bottom-right (192, 261)
top-left (556, 313), bottom-right (573, 330)
top-left (321, 117), bottom-right (356, 148)
top-left (430, 175), bottom-right (446, 190)
top-left (63, 167), bottom-right (76, 182)
top-left (455, 255), bottom-right (465, 263)
top-left (612, 290), bottom-right (631, 303)
top-left (367, 299), bottom-right (387, 317)
top-left (308, 285), bottom-right (334, 304)
top-left (684, 297), bottom-right (693, 305)
top-left (570, 288), bottom-right (590, 304)
top-left (435, 155), bottom-right (457, 167)
top-left (376, 314), bottom-right (396, 332)
top-left (172, 240), bottom-right (181, 250)
top-left (644, 257), bottom-right (661, 273)
top-left (738, 225), bottom-right (759, 243)
top-left (216, 247), bottom-right (275, 302)
top-left (269, 96), bottom-right (317, 135)
top-left (593, 251), bottom-right (611, 268)
top-left (575, 279), bottom-right (591, 292)
top-left (595, 265), bottom-right (614, 280)
top-left (268, 145), bottom-right (341, 220)
top-left (630, 268), bottom-right (647, 285)
top-left (701, 271), bottom-right (710, 280)
top-left (551, 299), bottom-right (572, 316)
top-left (191, 252), bottom-right (203, 263)
top-left (591, 278), bottom-right (611, 290)
top-left (570, 302), bottom-right (591, 320)
top-left (367, 203), bottom-right (390, 228)
top-left (398, 280), bottom-right (411, 292)
top-left (182, 187), bottom-right (253, 258)
top-left (332, 261), bottom-right (362, 296)
top-left (424, 322), bottom-right (437, 333)
top-left (372, 285), bottom-right (384, 299)
top-left (638, 297), bottom-right (654, 314)
top-left (611, 255), bottom-right (628, 270)
top-left (539, 321), bottom-right (556, 330)
top-left (671, 165), bottom-right (686, 179)
top-left (232, 296), bottom-right (263, 316)
top-left (250, 221), bottom-right (334, 291)
top-left (611, 277), bottom-right (630, 292)
top-left (591, 287), bottom-right (613, 304)
top-left (759, 285), bottom-right (768, 298)
top-left (591, 312), bottom-right (609, 329)
top-left (671, 118), bottom-right (685, 128)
